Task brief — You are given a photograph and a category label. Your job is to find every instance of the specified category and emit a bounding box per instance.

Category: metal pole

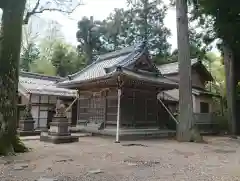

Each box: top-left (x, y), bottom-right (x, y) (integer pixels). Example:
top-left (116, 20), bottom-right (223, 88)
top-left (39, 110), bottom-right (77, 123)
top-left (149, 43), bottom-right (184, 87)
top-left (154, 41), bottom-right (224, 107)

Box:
top-left (115, 88), bottom-right (121, 143)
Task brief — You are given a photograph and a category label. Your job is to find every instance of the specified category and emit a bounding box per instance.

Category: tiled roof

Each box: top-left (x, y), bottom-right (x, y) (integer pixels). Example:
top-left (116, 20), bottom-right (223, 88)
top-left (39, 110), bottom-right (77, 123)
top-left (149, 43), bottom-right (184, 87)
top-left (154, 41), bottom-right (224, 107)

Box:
top-left (157, 58), bottom-right (198, 75)
top-left (121, 69), bottom-right (178, 88)
top-left (19, 71), bottom-right (78, 97)
top-left (160, 88), bottom-right (220, 102)
top-left (58, 42), bottom-right (148, 85)
top-left (58, 42), bottom-right (178, 88)
top-left (65, 53), bottom-right (131, 83)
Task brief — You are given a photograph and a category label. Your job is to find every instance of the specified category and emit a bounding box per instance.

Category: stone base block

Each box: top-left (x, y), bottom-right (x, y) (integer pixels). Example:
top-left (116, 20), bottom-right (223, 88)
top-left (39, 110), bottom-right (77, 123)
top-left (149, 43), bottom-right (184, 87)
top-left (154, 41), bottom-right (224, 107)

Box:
top-left (19, 119), bottom-right (35, 132)
top-left (40, 134), bottom-right (79, 144)
top-left (18, 130), bottom-right (41, 137)
top-left (40, 131), bottom-right (49, 141)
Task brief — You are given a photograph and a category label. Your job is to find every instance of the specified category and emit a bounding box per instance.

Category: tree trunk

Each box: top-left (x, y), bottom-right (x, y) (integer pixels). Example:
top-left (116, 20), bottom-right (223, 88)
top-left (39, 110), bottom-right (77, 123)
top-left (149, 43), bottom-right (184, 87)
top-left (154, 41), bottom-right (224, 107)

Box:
top-left (176, 0), bottom-right (201, 142)
top-left (235, 58), bottom-right (240, 134)
top-left (143, 0), bottom-right (148, 42)
top-left (223, 44), bottom-right (237, 135)
top-left (0, 0), bottom-right (28, 155)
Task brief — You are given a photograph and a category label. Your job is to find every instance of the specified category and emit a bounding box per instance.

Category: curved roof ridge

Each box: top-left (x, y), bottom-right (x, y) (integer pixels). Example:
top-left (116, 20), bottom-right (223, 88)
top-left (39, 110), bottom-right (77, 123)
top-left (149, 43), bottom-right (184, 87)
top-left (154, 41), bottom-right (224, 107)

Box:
top-left (60, 42), bottom-right (146, 82)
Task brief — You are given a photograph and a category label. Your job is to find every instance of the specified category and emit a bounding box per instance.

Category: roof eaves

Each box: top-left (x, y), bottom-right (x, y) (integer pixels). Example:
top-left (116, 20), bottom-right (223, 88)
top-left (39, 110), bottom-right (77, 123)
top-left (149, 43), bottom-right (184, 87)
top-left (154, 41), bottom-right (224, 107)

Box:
top-left (20, 71), bottom-right (61, 81)
top-left (120, 69), bottom-right (178, 88)
top-left (193, 62), bottom-right (214, 81)
top-left (57, 70), bottom-right (120, 88)
top-left (59, 56), bottom-right (103, 84)
top-left (60, 46), bottom-right (137, 83)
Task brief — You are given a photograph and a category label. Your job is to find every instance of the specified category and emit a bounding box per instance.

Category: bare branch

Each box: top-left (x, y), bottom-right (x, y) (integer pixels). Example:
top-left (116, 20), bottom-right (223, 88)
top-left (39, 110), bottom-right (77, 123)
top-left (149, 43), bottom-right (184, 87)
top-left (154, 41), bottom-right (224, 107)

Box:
top-left (32, 0), bottom-right (41, 13)
top-left (23, 0), bottom-right (83, 24)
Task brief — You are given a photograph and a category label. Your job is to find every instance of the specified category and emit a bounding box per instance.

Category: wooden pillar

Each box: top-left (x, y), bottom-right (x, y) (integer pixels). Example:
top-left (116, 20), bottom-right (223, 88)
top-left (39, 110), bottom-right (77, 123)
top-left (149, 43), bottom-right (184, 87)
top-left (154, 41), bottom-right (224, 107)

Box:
top-left (115, 76), bottom-right (122, 143)
top-left (132, 90), bottom-right (136, 127)
top-left (115, 88), bottom-right (121, 143)
top-left (38, 95), bottom-right (41, 128)
top-left (77, 90), bottom-right (81, 125)
top-left (103, 90), bottom-right (108, 128)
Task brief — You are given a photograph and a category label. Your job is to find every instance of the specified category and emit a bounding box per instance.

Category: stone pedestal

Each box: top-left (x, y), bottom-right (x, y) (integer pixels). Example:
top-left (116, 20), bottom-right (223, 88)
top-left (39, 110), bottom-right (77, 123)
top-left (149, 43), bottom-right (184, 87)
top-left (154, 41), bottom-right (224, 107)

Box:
top-left (18, 104), bottom-right (39, 136)
top-left (19, 119), bottom-right (34, 131)
top-left (39, 127), bottom-right (49, 141)
top-left (18, 119), bottom-right (40, 136)
top-left (40, 104), bottom-right (79, 144)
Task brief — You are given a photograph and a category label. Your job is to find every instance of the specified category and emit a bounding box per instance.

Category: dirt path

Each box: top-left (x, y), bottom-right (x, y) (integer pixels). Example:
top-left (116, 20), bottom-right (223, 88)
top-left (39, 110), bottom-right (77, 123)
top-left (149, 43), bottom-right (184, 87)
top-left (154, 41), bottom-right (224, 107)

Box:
top-left (1, 136), bottom-right (240, 181)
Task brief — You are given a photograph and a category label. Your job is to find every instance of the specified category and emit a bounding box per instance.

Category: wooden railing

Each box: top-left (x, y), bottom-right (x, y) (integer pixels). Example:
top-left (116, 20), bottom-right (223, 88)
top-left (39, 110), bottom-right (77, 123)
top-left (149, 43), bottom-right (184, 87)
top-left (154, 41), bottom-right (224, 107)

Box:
top-left (193, 113), bottom-right (222, 133)
top-left (193, 113), bottom-right (215, 125)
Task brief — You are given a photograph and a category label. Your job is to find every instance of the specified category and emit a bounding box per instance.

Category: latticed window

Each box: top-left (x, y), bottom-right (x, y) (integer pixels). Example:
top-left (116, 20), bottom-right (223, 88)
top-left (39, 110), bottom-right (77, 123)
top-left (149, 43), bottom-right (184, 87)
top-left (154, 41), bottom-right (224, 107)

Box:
top-left (89, 93), bottom-right (105, 123)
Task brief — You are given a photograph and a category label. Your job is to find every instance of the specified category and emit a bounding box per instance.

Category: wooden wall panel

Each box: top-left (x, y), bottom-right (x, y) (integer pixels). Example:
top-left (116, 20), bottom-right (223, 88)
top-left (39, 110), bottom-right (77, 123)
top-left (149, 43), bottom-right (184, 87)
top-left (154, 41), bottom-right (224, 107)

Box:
top-left (121, 88), bottom-right (161, 128)
top-left (106, 89), bottom-right (117, 125)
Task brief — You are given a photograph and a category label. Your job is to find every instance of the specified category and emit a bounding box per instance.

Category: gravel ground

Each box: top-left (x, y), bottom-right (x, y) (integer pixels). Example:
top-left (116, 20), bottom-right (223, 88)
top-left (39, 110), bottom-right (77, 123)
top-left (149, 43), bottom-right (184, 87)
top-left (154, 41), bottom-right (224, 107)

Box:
top-left (1, 136), bottom-right (240, 181)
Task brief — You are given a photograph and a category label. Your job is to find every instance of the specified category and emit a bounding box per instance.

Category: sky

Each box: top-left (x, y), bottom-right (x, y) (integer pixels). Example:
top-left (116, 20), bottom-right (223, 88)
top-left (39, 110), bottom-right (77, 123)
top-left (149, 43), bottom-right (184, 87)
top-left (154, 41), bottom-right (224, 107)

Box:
top-left (39, 0), bottom-right (178, 51)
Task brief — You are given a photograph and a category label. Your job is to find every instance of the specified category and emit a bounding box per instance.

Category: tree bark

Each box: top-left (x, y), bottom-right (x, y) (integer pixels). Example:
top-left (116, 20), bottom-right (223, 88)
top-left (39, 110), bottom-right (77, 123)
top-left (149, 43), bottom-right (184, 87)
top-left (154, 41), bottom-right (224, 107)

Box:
top-left (176, 0), bottom-right (201, 142)
top-left (223, 44), bottom-right (237, 135)
top-left (235, 59), bottom-right (240, 134)
top-left (0, 0), bottom-right (28, 155)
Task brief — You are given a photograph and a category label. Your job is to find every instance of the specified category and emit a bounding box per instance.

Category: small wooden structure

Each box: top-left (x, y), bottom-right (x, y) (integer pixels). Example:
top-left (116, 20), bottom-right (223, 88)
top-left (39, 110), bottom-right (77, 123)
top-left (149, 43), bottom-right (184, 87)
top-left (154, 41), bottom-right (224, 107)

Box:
top-left (158, 60), bottom-right (222, 133)
top-left (58, 42), bottom-right (178, 140)
top-left (18, 71), bottom-right (78, 130)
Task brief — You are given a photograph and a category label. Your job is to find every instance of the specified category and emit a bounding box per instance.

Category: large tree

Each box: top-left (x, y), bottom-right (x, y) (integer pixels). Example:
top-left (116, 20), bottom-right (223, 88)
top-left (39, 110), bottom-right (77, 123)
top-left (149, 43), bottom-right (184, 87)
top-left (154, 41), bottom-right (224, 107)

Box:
top-left (175, 0), bottom-right (202, 142)
top-left (191, 0), bottom-right (240, 135)
top-left (24, 0), bottom-right (83, 24)
top-left (127, 0), bottom-right (171, 59)
top-left (49, 40), bottom-right (86, 77)
top-left (77, 0), bottom-right (171, 64)
top-left (0, 0), bottom-right (83, 155)
top-left (100, 8), bottom-right (129, 51)
top-left (20, 42), bottom-right (40, 71)
top-left (20, 21), bottom-right (40, 71)
top-left (30, 58), bottom-right (57, 76)
top-left (76, 16), bottom-right (107, 65)
top-left (0, 0), bottom-right (28, 155)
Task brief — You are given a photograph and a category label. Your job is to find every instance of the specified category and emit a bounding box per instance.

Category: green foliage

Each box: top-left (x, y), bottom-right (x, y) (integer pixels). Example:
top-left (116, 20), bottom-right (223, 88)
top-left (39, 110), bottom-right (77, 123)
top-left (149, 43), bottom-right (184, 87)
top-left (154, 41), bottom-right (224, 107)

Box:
top-left (20, 42), bottom-right (40, 72)
top-left (76, 0), bottom-right (171, 64)
top-left (192, 0), bottom-right (240, 53)
top-left (100, 8), bottom-right (130, 51)
top-left (126, 0), bottom-right (171, 56)
top-left (205, 53), bottom-right (226, 96)
top-left (50, 40), bottom-right (86, 77)
top-left (31, 38), bottom-right (86, 76)
top-left (30, 58), bottom-right (56, 76)
top-left (76, 16), bottom-right (107, 64)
